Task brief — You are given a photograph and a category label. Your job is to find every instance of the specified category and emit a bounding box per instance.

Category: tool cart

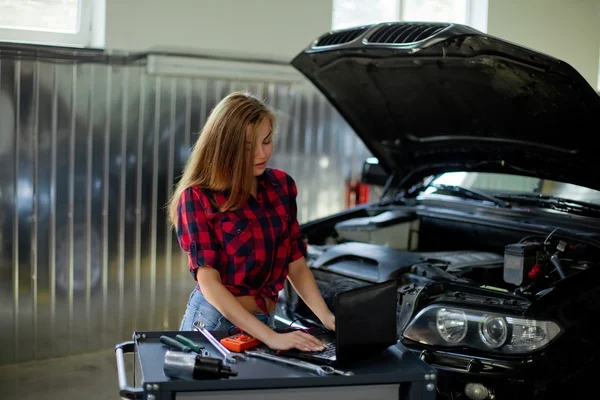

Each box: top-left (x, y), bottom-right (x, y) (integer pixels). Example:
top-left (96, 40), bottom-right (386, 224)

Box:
top-left (115, 330), bottom-right (438, 400)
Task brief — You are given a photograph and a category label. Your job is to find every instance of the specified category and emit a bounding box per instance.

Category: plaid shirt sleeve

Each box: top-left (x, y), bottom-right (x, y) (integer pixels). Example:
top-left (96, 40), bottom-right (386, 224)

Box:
top-left (287, 175), bottom-right (308, 262)
top-left (176, 187), bottom-right (220, 280)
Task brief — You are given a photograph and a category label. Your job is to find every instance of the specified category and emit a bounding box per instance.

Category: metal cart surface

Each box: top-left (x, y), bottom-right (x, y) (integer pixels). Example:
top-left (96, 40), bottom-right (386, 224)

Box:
top-left (115, 330), bottom-right (437, 400)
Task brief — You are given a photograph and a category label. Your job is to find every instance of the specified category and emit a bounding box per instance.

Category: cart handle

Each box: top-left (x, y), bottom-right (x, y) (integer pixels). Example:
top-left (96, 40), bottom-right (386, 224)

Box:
top-left (115, 341), bottom-right (144, 400)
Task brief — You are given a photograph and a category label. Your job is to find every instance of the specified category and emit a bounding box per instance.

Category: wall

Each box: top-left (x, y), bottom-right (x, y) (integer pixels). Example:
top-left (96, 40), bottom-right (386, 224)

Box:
top-left (0, 47), bottom-right (371, 365)
top-left (104, 0), bottom-right (600, 88)
top-left (105, 0), bottom-right (333, 62)
top-left (487, 0), bottom-right (600, 89)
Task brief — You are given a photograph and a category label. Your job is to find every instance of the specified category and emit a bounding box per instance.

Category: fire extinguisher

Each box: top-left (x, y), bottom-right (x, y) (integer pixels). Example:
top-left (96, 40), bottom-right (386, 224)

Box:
top-left (345, 179), bottom-right (370, 208)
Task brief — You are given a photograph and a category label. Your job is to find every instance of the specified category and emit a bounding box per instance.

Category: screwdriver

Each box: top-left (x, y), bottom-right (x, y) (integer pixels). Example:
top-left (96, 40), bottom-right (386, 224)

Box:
top-left (175, 334), bottom-right (205, 354)
top-left (160, 335), bottom-right (193, 353)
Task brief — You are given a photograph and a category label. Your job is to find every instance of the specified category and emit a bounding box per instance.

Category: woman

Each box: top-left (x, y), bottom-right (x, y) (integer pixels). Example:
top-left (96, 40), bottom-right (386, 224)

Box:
top-left (168, 91), bottom-right (334, 352)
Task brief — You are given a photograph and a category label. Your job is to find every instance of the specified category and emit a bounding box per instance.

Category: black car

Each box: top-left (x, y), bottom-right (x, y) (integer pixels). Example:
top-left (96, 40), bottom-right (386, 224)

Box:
top-left (276, 22), bottom-right (600, 400)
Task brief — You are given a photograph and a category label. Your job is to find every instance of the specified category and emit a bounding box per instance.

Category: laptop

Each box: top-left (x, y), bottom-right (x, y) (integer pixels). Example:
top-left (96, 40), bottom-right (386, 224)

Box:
top-left (277, 279), bottom-right (398, 366)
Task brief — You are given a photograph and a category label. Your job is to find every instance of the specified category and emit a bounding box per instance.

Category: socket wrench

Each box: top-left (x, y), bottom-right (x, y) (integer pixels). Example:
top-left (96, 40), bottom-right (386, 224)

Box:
top-left (245, 349), bottom-right (353, 376)
top-left (193, 321), bottom-right (246, 363)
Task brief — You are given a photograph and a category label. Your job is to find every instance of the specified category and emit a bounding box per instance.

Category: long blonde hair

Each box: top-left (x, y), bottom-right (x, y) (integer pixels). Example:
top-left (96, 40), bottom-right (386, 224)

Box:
top-left (168, 91), bottom-right (276, 226)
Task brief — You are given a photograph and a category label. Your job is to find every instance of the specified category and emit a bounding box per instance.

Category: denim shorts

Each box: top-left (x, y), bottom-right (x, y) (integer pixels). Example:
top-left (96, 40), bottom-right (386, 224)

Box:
top-left (179, 289), bottom-right (275, 332)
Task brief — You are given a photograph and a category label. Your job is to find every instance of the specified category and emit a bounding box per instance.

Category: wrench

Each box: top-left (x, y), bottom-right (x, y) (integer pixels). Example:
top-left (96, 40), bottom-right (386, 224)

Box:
top-left (193, 321), bottom-right (246, 363)
top-left (245, 349), bottom-right (353, 376)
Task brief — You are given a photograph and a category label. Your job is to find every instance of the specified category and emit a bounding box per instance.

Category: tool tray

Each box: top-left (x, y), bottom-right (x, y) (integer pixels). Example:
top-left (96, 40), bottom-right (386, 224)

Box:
top-left (115, 330), bottom-right (437, 400)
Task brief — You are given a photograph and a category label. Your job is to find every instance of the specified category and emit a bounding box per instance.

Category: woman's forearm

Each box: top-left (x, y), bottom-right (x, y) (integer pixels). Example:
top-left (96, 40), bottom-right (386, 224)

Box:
top-left (286, 257), bottom-right (331, 321)
top-left (197, 270), bottom-right (275, 343)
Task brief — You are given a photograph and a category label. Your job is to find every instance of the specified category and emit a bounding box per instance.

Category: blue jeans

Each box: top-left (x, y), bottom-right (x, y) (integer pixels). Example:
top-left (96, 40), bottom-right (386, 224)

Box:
top-left (179, 289), bottom-right (275, 332)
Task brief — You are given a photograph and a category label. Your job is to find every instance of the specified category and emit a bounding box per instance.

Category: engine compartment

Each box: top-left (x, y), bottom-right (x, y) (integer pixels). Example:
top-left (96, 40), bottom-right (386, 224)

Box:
top-left (295, 204), bottom-right (600, 313)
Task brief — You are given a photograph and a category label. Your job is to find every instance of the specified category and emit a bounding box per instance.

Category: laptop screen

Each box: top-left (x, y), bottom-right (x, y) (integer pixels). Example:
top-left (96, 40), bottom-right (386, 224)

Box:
top-left (335, 279), bottom-right (398, 364)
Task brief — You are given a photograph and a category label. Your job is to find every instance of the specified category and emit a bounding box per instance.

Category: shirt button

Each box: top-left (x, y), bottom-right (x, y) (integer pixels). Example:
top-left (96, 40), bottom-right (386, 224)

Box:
top-left (236, 229), bottom-right (242, 234)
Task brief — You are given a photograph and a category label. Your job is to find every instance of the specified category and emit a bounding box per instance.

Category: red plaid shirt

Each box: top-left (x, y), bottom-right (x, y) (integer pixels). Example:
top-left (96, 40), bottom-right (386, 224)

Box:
top-left (176, 168), bottom-right (307, 314)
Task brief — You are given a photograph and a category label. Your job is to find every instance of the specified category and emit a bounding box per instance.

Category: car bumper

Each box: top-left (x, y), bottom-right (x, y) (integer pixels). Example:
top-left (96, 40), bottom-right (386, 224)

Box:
top-left (403, 344), bottom-right (552, 399)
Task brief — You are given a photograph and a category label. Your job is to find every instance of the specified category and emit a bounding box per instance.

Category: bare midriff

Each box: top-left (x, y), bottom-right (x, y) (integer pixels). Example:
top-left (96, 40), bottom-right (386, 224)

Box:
top-left (235, 294), bottom-right (276, 314)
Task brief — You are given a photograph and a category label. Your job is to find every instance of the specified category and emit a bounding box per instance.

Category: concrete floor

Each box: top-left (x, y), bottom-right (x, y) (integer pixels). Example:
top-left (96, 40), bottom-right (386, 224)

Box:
top-left (0, 269), bottom-right (208, 399)
top-left (0, 275), bottom-right (186, 400)
top-left (0, 280), bottom-right (292, 400)
top-left (0, 349), bottom-right (131, 400)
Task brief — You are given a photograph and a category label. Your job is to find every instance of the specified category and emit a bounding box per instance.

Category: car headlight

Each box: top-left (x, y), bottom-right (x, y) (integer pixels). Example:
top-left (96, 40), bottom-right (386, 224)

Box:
top-left (403, 304), bottom-right (562, 354)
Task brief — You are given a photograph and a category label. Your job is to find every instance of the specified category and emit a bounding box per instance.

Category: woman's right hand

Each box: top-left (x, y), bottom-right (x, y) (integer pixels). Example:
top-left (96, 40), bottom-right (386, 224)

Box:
top-left (265, 331), bottom-right (326, 352)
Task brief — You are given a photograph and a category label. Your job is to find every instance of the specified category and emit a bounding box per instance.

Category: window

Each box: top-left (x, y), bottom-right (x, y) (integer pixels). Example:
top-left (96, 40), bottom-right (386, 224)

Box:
top-left (332, 0), bottom-right (401, 30)
top-left (0, 0), bottom-right (103, 48)
top-left (332, 0), bottom-right (487, 33)
top-left (597, 47), bottom-right (600, 91)
top-left (402, 0), bottom-right (468, 24)
top-left (426, 172), bottom-right (600, 205)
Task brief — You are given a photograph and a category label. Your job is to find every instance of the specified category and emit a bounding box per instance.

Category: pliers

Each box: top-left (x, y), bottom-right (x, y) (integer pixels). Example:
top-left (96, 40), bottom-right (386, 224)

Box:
top-left (160, 334), bottom-right (206, 354)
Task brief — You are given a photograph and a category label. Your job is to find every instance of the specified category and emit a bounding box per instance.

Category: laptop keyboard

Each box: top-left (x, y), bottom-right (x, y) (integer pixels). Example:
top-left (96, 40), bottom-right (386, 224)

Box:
top-left (280, 327), bottom-right (337, 359)
top-left (315, 344), bottom-right (336, 358)
top-left (313, 337), bottom-right (336, 358)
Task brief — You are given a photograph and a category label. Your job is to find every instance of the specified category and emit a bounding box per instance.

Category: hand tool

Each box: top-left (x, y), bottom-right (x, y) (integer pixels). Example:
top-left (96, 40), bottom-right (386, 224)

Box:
top-left (175, 334), bottom-right (205, 354)
top-left (193, 321), bottom-right (246, 363)
top-left (160, 335), bottom-right (194, 353)
top-left (160, 335), bottom-right (210, 357)
top-left (244, 349), bottom-right (353, 376)
top-left (163, 350), bottom-right (237, 380)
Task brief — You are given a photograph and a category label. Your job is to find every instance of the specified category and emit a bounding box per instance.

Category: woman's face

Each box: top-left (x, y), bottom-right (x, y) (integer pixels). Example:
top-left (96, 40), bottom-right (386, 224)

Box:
top-left (248, 119), bottom-right (273, 176)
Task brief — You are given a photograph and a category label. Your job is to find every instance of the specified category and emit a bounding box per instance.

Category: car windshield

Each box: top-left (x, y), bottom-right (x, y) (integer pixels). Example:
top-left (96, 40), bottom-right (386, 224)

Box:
top-left (419, 172), bottom-right (600, 206)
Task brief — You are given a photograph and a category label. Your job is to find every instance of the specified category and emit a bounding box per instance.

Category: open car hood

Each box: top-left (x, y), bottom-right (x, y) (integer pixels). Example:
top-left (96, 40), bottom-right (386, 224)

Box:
top-left (291, 22), bottom-right (600, 191)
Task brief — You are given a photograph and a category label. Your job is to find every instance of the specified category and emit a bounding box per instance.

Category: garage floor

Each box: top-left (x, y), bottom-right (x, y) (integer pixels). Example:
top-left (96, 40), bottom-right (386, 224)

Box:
top-left (0, 274), bottom-right (191, 400)
top-left (0, 278), bottom-right (291, 400)
top-left (0, 349), bottom-right (129, 400)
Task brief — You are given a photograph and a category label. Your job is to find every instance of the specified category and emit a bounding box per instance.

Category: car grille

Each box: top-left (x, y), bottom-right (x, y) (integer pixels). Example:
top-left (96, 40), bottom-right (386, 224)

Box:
top-left (314, 26), bottom-right (369, 47)
top-left (368, 23), bottom-right (450, 44)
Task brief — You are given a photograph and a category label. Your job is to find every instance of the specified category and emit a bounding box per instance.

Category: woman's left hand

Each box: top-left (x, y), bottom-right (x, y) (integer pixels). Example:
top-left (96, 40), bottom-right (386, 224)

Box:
top-left (321, 312), bottom-right (336, 331)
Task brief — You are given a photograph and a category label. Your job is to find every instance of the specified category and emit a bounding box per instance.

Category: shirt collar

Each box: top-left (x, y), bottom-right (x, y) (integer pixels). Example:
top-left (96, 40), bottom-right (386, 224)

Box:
top-left (257, 168), bottom-right (278, 189)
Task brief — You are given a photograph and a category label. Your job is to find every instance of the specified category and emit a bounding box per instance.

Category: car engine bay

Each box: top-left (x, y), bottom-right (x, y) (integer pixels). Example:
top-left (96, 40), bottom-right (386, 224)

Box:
top-left (285, 205), bottom-right (600, 322)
